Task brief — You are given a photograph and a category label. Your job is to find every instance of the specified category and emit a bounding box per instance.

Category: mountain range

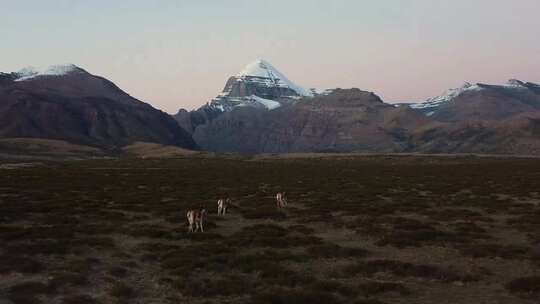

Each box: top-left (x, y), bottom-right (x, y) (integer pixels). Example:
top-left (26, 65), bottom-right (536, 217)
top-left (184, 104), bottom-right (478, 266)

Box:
top-left (2, 61), bottom-right (540, 155)
top-left (0, 65), bottom-right (195, 150)
top-left (174, 60), bottom-right (540, 155)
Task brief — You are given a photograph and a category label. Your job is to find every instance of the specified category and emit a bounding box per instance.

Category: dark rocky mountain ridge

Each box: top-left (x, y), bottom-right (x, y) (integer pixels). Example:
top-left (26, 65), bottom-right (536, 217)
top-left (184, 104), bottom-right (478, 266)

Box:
top-left (3, 61), bottom-right (540, 156)
top-left (191, 88), bottom-right (433, 154)
top-left (0, 65), bottom-right (196, 149)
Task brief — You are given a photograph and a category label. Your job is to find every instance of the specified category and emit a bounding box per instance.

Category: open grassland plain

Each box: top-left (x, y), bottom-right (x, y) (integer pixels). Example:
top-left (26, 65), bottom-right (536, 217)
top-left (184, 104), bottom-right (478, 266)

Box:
top-left (1, 155), bottom-right (540, 304)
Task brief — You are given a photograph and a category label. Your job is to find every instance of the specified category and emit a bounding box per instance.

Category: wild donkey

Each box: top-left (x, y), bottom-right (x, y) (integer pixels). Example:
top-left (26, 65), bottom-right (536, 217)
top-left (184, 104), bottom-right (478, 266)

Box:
top-left (217, 198), bottom-right (231, 216)
top-left (187, 208), bottom-right (207, 232)
top-left (276, 192), bottom-right (287, 209)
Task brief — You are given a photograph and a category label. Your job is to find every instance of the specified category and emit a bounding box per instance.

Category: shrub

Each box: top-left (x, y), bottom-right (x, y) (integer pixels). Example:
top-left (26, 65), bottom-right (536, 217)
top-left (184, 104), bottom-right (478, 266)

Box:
top-left (506, 276), bottom-right (540, 296)
top-left (309, 280), bottom-right (356, 296)
top-left (110, 282), bottom-right (135, 299)
top-left (241, 206), bottom-right (287, 220)
top-left (8, 281), bottom-right (53, 304)
top-left (62, 294), bottom-right (97, 304)
top-left (376, 228), bottom-right (463, 248)
top-left (288, 225), bottom-right (315, 235)
top-left (459, 243), bottom-right (528, 259)
top-left (252, 288), bottom-right (343, 304)
top-left (357, 281), bottom-right (410, 296)
top-left (175, 274), bottom-right (253, 297)
top-left (0, 255), bottom-right (43, 274)
top-left (109, 266), bottom-right (129, 278)
top-left (49, 272), bottom-right (89, 289)
top-left (307, 243), bottom-right (369, 259)
top-left (344, 260), bottom-right (472, 282)
top-left (353, 300), bottom-right (386, 304)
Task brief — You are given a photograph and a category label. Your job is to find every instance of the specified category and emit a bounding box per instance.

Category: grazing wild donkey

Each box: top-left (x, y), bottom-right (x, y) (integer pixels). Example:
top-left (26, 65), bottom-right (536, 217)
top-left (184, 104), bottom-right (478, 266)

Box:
top-left (187, 208), bottom-right (207, 232)
top-left (217, 198), bottom-right (231, 216)
top-left (276, 192), bottom-right (287, 209)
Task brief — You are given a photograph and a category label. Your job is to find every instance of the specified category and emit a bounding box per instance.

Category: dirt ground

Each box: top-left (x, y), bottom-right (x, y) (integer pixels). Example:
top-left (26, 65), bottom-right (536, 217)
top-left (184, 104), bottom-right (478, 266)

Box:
top-left (1, 155), bottom-right (539, 303)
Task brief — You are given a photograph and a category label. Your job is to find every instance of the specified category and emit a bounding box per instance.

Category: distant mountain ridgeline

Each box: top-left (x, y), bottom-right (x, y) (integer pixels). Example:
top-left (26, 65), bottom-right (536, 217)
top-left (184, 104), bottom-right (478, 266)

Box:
top-left (175, 60), bottom-right (540, 155)
top-left (2, 61), bottom-right (540, 156)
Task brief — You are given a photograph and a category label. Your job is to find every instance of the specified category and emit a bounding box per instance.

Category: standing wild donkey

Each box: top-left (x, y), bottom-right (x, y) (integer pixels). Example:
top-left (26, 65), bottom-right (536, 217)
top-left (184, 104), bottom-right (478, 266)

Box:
top-left (217, 198), bottom-right (231, 216)
top-left (187, 208), bottom-right (207, 232)
top-left (276, 192), bottom-right (287, 209)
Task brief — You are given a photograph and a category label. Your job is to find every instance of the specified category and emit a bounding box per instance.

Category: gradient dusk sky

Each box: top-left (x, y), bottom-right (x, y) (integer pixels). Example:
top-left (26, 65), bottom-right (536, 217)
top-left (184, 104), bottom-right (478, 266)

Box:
top-left (2, 0), bottom-right (540, 113)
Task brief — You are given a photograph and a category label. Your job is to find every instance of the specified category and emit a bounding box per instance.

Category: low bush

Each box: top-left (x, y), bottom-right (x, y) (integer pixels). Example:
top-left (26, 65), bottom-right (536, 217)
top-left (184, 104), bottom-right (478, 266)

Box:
top-left (0, 255), bottom-right (43, 274)
top-left (252, 287), bottom-right (343, 304)
top-left (110, 282), bottom-right (136, 300)
top-left (357, 281), bottom-right (410, 296)
top-left (62, 294), bottom-right (97, 304)
top-left (8, 281), bottom-right (53, 304)
top-left (344, 260), bottom-right (473, 282)
top-left (459, 243), bottom-right (529, 259)
top-left (175, 274), bottom-right (253, 297)
top-left (506, 276), bottom-right (540, 297)
top-left (307, 243), bottom-right (369, 259)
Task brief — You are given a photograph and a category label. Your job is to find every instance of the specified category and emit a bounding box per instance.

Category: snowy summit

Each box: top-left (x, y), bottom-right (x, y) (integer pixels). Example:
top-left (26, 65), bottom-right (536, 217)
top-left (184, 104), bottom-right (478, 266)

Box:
top-left (236, 59), bottom-right (313, 97)
top-left (14, 64), bottom-right (83, 82)
top-left (207, 59), bottom-right (314, 112)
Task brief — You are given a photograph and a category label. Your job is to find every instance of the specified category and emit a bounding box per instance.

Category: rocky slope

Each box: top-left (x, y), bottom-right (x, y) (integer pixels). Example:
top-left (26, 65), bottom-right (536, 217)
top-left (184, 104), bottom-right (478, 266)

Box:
top-left (193, 88), bottom-right (431, 154)
top-left (0, 65), bottom-right (196, 149)
top-left (408, 79), bottom-right (540, 154)
top-left (411, 80), bottom-right (540, 122)
top-left (179, 71), bottom-right (540, 155)
top-left (5, 61), bottom-right (539, 155)
top-left (174, 59), bottom-right (314, 134)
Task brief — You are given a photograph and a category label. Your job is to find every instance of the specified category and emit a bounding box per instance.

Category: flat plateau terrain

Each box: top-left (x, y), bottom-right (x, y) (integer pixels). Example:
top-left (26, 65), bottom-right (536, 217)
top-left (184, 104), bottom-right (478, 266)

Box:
top-left (1, 156), bottom-right (540, 304)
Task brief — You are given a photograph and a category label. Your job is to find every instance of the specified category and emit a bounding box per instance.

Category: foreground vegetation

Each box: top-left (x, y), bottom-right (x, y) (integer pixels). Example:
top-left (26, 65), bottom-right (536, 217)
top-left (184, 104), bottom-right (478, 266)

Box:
top-left (1, 155), bottom-right (540, 303)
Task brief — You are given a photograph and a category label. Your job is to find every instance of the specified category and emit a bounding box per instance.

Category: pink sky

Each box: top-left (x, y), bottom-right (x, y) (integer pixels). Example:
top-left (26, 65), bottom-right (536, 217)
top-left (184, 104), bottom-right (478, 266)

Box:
top-left (2, 1), bottom-right (540, 113)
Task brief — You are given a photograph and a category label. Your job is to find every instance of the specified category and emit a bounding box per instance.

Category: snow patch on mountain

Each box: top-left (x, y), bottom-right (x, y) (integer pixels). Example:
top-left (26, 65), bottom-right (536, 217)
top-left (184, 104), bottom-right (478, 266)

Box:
top-left (411, 82), bottom-right (483, 110)
top-left (249, 95), bottom-right (281, 110)
top-left (506, 79), bottom-right (527, 88)
top-left (208, 95), bottom-right (281, 112)
top-left (237, 59), bottom-right (313, 97)
top-left (14, 64), bottom-right (81, 81)
top-left (410, 79), bottom-right (540, 115)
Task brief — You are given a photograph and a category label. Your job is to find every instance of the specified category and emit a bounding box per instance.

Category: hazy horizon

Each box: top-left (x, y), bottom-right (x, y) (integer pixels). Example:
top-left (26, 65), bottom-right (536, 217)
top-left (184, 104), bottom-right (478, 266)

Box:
top-left (2, 0), bottom-right (540, 113)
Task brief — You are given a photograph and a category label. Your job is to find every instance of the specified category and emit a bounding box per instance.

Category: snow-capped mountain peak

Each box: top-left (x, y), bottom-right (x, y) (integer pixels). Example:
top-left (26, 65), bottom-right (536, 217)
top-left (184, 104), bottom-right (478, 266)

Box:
top-left (236, 59), bottom-right (313, 97)
top-left (206, 59), bottom-right (315, 113)
top-left (237, 59), bottom-right (278, 78)
top-left (14, 64), bottom-right (84, 82)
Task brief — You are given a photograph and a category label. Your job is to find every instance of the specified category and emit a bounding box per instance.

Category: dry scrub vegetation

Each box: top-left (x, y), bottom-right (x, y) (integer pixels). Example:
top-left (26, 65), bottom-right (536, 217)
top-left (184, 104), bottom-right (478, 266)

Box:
top-left (1, 155), bottom-right (540, 303)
